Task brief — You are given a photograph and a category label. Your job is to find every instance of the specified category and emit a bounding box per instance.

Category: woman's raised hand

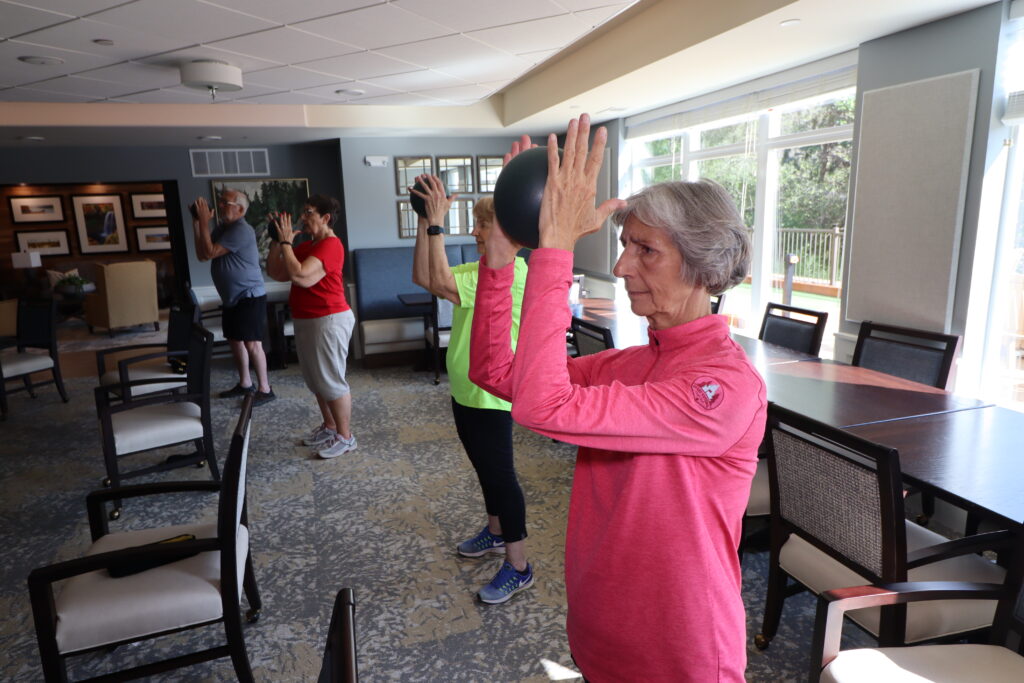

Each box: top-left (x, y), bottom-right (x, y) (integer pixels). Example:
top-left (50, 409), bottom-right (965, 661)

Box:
top-left (410, 174), bottom-right (457, 227)
top-left (503, 134), bottom-right (536, 165)
top-left (538, 114), bottom-right (626, 251)
top-left (271, 212), bottom-right (298, 243)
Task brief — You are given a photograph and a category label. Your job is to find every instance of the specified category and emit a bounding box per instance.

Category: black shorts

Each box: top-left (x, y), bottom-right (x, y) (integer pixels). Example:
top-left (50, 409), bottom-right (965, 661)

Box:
top-left (222, 294), bottom-right (267, 342)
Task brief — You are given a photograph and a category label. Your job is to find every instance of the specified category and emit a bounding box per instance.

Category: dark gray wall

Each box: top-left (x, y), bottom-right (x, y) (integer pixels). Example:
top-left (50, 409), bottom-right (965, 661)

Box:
top-left (0, 140), bottom-right (343, 288)
top-left (843, 1), bottom-right (1012, 335)
top-left (338, 135), bottom-right (513, 250)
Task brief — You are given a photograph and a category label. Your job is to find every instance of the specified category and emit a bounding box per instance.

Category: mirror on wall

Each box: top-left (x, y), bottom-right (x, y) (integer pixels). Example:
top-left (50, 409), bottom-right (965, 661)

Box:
top-left (446, 198), bottom-right (475, 236)
top-left (395, 156), bottom-right (433, 195)
top-left (396, 200), bottom-right (418, 239)
top-left (477, 156), bottom-right (503, 193)
top-left (437, 156), bottom-right (474, 194)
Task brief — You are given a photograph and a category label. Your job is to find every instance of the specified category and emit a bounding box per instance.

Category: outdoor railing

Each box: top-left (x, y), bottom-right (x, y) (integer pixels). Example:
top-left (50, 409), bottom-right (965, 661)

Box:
top-left (746, 226), bottom-right (845, 285)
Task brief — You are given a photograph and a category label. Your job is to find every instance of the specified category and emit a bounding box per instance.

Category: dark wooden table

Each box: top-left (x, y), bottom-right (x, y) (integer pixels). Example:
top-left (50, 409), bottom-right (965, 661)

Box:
top-left (846, 406), bottom-right (1024, 526)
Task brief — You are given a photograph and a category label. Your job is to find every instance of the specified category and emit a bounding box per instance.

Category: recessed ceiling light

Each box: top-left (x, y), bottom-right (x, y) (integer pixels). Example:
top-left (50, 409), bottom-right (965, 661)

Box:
top-left (18, 55), bottom-right (65, 66)
top-left (19, 136), bottom-right (46, 142)
top-left (197, 135), bottom-right (223, 141)
top-left (334, 88), bottom-right (365, 97)
top-left (779, 18), bottom-right (801, 28)
top-left (92, 39), bottom-right (114, 46)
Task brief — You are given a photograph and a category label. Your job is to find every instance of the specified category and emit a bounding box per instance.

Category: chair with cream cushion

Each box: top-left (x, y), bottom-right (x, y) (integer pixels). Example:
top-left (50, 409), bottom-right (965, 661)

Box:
top-left (0, 298), bottom-right (68, 419)
top-left (755, 405), bottom-right (1011, 651)
top-left (95, 324), bottom-right (217, 519)
top-left (810, 534), bottom-right (1024, 683)
top-left (84, 260), bottom-right (160, 336)
top-left (28, 394), bottom-right (261, 682)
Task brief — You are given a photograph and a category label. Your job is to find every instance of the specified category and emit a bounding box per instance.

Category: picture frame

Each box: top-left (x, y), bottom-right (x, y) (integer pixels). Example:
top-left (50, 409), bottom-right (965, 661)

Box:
top-left (210, 178), bottom-right (310, 270)
top-left (136, 225), bottom-right (171, 251)
top-left (14, 229), bottom-right (71, 256)
top-left (477, 156), bottom-right (504, 193)
top-left (72, 194), bottom-right (128, 254)
top-left (130, 193), bottom-right (167, 218)
top-left (8, 195), bottom-right (65, 223)
top-left (395, 156), bottom-right (433, 195)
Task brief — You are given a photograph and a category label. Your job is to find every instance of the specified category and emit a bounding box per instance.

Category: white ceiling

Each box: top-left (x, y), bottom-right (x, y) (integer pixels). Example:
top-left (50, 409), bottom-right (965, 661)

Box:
top-left (0, 0), bottom-right (1000, 145)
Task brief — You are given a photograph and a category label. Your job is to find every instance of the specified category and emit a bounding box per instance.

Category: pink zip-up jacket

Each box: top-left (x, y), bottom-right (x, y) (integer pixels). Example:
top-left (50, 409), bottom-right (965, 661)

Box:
top-left (470, 249), bottom-right (766, 682)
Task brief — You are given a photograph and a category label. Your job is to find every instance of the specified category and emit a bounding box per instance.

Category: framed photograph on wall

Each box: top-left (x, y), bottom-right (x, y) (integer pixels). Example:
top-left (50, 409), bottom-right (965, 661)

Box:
top-left (15, 229), bottom-right (70, 256)
top-left (72, 194), bottom-right (128, 254)
top-left (136, 226), bottom-right (171, 251)
top-left (9, 196), bottom-right (65, 223)
top-left (210, 177), bottom-right (310, 270)
top-left (130, 193), bottom-right (167, 218)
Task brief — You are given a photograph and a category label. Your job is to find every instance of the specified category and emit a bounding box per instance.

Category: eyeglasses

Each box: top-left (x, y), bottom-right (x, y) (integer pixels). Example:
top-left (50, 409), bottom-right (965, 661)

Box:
top-left (302, 208), bottom-right (317, 215)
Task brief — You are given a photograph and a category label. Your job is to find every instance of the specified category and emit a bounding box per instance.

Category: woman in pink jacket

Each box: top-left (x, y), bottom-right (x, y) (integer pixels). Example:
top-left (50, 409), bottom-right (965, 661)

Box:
top-left (469, 115), bottom-right (767, 682)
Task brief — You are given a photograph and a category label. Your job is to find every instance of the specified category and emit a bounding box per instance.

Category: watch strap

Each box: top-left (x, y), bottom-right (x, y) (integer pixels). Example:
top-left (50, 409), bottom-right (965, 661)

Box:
top-left (427, 225), bottom-right (444, 236)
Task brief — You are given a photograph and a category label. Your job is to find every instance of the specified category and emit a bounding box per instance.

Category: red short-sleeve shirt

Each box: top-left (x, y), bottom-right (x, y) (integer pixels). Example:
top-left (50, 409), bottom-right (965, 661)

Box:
top-left (288, 236), bottom-right (350, 318)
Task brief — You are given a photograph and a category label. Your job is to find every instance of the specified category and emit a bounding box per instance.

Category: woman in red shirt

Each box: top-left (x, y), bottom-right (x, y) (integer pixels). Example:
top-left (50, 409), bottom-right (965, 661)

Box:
top-left (268, 195), bottom-right (357, 459)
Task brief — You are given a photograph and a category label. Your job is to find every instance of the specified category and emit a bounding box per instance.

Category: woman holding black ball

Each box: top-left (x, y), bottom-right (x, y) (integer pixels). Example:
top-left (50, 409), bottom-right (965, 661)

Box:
top-left (267, 194), bottom-right (357, 459)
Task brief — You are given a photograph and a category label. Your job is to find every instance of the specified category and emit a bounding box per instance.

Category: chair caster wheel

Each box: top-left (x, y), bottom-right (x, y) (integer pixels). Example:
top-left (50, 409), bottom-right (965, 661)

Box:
top-left (102, 477), bottom-right (111, 487)
top-left (246, 608), bottom-right (261, 623)
top-left (196, 460), bottom-right (206, 469)
top-left (109, 508), bottom-right (121, 521)
top-left (915, 514), bottom-right (931, 526)
top-left (754, 633), bottom-right (771, 650)
top-left (433, 379), bottom-right (440, 385)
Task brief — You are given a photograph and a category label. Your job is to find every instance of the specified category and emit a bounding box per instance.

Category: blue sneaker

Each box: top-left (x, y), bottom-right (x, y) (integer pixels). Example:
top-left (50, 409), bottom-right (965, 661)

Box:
top-left (478, 561), bottom-right (533, 604)
top-left (457, 526), bottom-right (505, 558)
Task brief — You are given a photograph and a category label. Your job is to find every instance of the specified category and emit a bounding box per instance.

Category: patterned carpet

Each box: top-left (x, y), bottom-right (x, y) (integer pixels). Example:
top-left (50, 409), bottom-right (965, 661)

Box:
top-left (0, 356), bottom-right (870, 682)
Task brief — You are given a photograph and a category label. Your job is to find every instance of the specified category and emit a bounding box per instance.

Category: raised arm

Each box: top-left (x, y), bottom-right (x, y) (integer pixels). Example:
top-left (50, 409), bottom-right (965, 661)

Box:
top-left (411, 174), bottom-right (460, 303)
top-left (191, 197), bottom-right (229, 262)
top-left (268, 212), bottom-right (326, 288)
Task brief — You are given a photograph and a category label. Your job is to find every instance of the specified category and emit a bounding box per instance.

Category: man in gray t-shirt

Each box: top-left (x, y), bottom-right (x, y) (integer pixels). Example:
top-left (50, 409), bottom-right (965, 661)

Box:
top-left (192, 188), bottom-right (274, 404)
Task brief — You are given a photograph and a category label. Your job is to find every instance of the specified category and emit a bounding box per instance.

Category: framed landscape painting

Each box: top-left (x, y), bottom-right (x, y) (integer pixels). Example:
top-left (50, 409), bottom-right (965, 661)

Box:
top-left (72, 194), bottom-right (128, 254)
top-left (210, 178), bottom-right (310, 270)
top-left (15, 229), bottom-right (71, 256)
top-left (136, 226), bottom-right (171, 251)
top-left (130, 193), bottom-right (167, 218)
top-left (9, 196), bottom-right (64, 223)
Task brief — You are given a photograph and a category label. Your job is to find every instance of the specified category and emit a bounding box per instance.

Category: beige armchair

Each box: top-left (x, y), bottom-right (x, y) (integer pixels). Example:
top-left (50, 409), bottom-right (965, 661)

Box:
top-left (85, 260), bottom-right (159, 336)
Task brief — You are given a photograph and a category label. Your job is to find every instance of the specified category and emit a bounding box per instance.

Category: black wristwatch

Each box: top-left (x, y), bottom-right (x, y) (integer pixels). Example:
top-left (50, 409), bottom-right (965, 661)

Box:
top-left (427, 225), bottom-right (444, 236)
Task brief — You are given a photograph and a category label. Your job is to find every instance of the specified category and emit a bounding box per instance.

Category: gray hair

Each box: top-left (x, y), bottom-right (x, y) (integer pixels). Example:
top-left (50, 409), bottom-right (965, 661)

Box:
top-left (612, 180), bottom-right (750, 295)
top-left (222, 188), bottom-right (250, 214)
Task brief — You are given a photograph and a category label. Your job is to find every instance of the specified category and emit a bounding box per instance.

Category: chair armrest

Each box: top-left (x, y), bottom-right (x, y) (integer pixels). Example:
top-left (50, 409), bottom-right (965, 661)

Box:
top-left (116, 350), bottom-right (187, 387)
top-left (95, 343), bottom-right (168, 375)
top-left (813, 581), bottom-right (1005, 673)
top-left (101, 387), bottom-right (202, 414)
top-left (906, 529), bottom-right (1015, 568)
top-left (87, 481), bottom-right (221, 540)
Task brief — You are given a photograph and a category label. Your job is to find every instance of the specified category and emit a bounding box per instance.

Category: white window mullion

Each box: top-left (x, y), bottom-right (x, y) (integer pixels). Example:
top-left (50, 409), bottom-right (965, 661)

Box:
top-left (751, 112), bottom-right (776, 327)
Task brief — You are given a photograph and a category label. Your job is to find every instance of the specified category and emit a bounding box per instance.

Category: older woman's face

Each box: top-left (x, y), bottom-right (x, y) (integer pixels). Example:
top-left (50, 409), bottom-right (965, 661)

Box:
top-left (613, 217), bottom-right (702, 329)
top-left (470, 215), bottom-right (493, 256)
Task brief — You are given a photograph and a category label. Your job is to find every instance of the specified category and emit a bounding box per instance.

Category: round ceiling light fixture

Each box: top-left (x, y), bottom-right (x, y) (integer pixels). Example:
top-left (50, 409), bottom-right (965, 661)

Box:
top-left (196, 135), bottom-right (223, 141)
top-left (19, 135), bottom-right (46, 142)
top-left (18, 55), bottom-right (65, 66)
top-left (180, 60), bottom-right (243, 101)
top-left (92, 38), bottom-right (114, 46)
top-left (334, 88), bottom-right (365, 97)
top-left (779, 18), bottom-right (801, 28)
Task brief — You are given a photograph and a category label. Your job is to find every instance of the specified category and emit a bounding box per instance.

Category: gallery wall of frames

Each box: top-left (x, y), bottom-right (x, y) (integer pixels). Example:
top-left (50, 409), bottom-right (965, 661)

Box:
top-left (394, 154), bottom-right (503, 239)
top-left (1, 181), bottom-right (174, 298)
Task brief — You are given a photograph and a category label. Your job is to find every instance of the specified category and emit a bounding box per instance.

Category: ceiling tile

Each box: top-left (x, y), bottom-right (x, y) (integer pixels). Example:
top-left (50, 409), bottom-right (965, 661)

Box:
top-left (21, 73), bottom-right (130, 97)
top-left (200, 0), bottom-right (384, 25)
top-left (469, 13), bottom-right (589, 55)
top-left (518, 48), bottom-right (560, 65)
top-left (15, 17), bottom-right (192, 59)
top-left (10, 1), bottom-right (130, 16)
top-left (294, 4), bottom-right (451, 50)
top-left (209, 26), bottom-right (359, 64)
top-left (206, 81), bottom-right (283, 100)
top-left (78, 61), bottom-right (182, 88)
top-left (0, 86), bottom-right (90, 101)
top-left (294, 80), bottom-right (395, 102)
top-left (89, 0), bottom-right (275, 45)
top-left (140, 45), bottom-right (280, 72)
top-left (235, 90), bottom-right (337, 104)
top-left (122, 86), bottom-right (217, 103)
top-left (299, 50), bottom-right (420, 80)
top-left (362, 69), bottom-right (468, 92)
top-left (574, 4), bottom-right (631, 26)
top-left (415, 82), bottom-right (493, 102)
top-left (246, 65), bottom-right (344, 89)
top-left (350, 91), bottom-right (442, 106)
top-left (0, 1), bottom-right (72, 39)
top-left (393, 0), bottom-right (566, 33)
top-left (379, 34), bottom-right (527, 79)
top-left (0, 39), bottom-right (115, 85)
top-left (552, 0), bottom-right (631, 11)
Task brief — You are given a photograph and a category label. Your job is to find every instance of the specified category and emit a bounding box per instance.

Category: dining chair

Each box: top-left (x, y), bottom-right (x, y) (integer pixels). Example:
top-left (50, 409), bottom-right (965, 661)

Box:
top-left (318, 588), bottom-right (359, 683)
top-left (27, 394), bottom-right (262, 682)
top-left (851, 321), bottom-right (959, 390)
top-left (94, 303), bottom-right (196, 402)
top-left (809, 534), bottom-right (1024, 682)
top-left (755, 404), bottom-right (1011, 651)
top-left (424, 295), bottom-right (453, 385)
top-left (0, 297), bottom-right (69, 419)
top-left (94, 324), bottom-right (217, 519)
top-left (710, 293), bottom-right (725, 314)
top-left (570, 318), bottom-right (614, 356)
top-left (758, 302), bottom-right (829, 355)
top-left (269, 300), bottom-right (295, 370)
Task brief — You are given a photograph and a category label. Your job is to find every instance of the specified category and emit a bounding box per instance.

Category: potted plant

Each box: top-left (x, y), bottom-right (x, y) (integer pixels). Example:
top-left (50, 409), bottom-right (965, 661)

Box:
top-left (55, 274), bottom-right (92, 296)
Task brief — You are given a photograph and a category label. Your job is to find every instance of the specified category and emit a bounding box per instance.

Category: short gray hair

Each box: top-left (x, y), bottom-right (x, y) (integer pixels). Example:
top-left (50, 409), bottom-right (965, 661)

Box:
top-left (222, 188), bottom-right (250, 214)
top-left (612, 180), bottom-right (750, 295)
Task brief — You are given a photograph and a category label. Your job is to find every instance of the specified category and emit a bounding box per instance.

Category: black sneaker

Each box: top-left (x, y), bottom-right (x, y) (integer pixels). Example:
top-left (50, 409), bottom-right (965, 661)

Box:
top-left (253, 389), bottom-right (277, 406)
top-left (219, 384), bottom-right (255, 399)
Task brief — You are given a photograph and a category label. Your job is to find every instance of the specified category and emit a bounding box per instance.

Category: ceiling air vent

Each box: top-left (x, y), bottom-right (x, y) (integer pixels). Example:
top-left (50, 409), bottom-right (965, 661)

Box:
top-left (189, 148), bottom-right (270, 178)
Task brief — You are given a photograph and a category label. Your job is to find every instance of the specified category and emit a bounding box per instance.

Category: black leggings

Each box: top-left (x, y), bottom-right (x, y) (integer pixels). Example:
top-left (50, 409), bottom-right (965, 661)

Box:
top-left (451, 398), bottom-right (527, 543)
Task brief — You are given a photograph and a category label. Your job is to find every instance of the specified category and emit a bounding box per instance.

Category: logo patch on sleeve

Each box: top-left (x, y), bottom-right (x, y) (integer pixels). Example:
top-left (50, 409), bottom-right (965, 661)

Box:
top-left (691, 377), bottom-right (724, 410)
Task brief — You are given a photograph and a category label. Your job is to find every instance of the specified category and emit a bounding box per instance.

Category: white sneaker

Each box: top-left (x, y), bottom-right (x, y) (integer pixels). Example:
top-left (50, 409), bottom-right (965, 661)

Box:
top-left (302, 424), bottom-right (337, 448)
top-left (318, 434), bottom-right (357, 459)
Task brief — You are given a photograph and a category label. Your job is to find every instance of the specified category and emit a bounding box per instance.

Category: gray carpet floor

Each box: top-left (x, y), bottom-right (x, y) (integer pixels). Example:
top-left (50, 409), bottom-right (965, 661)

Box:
top-left (0, 352), bottom-right (873, 682)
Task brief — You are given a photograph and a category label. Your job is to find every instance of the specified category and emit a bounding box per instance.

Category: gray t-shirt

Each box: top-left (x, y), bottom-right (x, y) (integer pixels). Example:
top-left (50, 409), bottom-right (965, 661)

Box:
top-left (210, 217), bottom-right (266, 308)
